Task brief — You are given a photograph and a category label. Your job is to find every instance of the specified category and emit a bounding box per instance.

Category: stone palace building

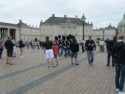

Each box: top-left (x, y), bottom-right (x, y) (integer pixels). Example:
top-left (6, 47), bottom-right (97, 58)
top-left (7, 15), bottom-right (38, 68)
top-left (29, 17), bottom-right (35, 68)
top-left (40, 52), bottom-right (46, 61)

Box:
top-left (0, 13), bottom-right (125, 41)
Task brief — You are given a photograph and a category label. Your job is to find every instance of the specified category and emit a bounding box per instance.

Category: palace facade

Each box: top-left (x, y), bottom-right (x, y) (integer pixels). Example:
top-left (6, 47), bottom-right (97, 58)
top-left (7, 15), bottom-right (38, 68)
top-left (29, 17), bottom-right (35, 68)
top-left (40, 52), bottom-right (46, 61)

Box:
top-left (0, 13), bottom-right (124, 41)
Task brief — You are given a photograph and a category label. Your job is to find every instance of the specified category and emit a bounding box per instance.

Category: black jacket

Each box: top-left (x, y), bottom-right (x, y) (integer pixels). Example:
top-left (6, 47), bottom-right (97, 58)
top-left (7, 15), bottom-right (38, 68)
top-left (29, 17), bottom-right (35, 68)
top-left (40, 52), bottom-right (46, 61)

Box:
top-left (114, 41), bottom-right (125, 65)
top-left (106, 40), bottom-right (114, 52)
top-left (85, 39), bottom-right (96, 51)
top-left (70, 41), bottom-right (79, 52)
top-left (4, 40), bottom-right (13, 51)
top-left (44, 40), bottom-right (53, 50)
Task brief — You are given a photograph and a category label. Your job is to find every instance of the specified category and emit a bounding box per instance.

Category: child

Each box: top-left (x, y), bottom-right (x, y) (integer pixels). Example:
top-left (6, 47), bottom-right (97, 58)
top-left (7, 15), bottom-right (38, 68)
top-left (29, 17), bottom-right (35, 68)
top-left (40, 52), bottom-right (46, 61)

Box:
top-left (52, 42), bottom-right (59, 66)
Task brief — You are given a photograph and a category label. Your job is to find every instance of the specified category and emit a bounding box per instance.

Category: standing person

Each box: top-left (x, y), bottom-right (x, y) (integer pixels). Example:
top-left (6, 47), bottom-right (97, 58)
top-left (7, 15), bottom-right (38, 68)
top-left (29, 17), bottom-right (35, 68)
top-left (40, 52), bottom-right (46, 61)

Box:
top-left (85, 36), bottom-right (96, 66)
top-left (0, 38), bottom-right (4, 59)
top-left (113, 34), bottom-right (125, 94)
top-left (52, 42), bottom-right (59, 66)
top-left (66, 36), bottom-right (71, 56)
top-left (58, 35), bottom-right (63, 56)
top-left (70, 37), bottom-right (79, 65)
top-left (80, 39), bottom-right (85, 53)
top-left (4, 36), bottom-right (14, 65)
top-left (44, 36), bottom-right (54, 67)
top-left (106, 37), bottom-right (115, 67)
top-left (99, 39), bottom-right (105, 52)
top-left (59, 36), bottom-right (67, 57)
top-left (13, 39), bottom-right (16, 57)
top-left (19, 39), bottom-right (25, 58)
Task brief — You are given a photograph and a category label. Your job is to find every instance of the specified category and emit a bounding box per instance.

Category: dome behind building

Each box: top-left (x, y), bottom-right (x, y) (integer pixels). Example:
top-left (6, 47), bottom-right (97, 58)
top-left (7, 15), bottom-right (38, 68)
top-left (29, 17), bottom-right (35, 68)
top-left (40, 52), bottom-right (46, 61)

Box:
top-left (118, 14), bottom-right (125, 33)
top-left (118, 14), bottom-right (125, 27)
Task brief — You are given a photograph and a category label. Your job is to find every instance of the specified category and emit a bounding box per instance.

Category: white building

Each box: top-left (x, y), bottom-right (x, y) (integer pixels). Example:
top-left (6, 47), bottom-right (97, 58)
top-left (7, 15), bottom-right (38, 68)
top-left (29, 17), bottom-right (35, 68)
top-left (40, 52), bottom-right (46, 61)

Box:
top-left (18, 20), bottom-right (41, 41)
top-left (0, 22), bottom-right (19, 41)
top-left (3, 13), bottom-right (123, 42)
top-left (93, 24), bottom-right (116, 40)
top-left (0, 20), bottom-right (41, 41)
top-left (40, 14), bottom-right (93, 41)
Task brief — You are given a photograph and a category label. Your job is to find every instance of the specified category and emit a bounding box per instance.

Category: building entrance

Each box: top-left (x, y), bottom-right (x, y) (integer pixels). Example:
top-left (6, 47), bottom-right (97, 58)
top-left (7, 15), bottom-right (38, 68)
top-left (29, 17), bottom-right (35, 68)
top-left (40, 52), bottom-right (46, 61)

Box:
top-left (0, 28), bottom-right (8, 39)
top-left (10, 29), bottom-right (16, 39)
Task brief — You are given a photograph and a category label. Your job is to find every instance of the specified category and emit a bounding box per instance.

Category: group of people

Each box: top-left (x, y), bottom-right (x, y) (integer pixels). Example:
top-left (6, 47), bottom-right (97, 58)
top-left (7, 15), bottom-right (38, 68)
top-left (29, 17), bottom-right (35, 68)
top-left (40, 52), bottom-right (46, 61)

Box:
top-left (42, 35), bottom-right (80, 67)
top-left (42, 35), bottom-right (96, 67)
top-left (0, 37), bottom-right (25, 65)
top-left (0, 33), bottom-right (125, 94)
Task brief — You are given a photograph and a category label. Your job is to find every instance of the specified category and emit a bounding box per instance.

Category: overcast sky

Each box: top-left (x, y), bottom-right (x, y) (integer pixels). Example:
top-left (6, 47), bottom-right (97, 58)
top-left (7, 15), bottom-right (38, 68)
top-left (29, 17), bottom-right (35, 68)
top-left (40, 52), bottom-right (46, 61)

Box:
top-left (0, 0), bottom-right (124, 29)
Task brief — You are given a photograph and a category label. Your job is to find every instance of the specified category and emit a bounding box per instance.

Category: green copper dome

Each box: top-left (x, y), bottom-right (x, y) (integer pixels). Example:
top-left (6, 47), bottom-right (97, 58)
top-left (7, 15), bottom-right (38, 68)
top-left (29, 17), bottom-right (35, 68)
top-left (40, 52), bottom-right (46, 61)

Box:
top-left (118, 14), bottom-right (125, 27)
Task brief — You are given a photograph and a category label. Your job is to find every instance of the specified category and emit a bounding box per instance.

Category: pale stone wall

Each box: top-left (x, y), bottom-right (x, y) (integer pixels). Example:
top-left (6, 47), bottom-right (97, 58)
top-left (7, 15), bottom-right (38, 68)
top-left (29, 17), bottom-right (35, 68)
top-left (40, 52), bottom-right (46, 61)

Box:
top-left (93, 28), bottom-right (116, 40)
top-left (40, 24), bottom-right (93, 41)
top-left (104, 29), bottom-right (116, 39)
top-left (20, 27), bottom-right (40, 41)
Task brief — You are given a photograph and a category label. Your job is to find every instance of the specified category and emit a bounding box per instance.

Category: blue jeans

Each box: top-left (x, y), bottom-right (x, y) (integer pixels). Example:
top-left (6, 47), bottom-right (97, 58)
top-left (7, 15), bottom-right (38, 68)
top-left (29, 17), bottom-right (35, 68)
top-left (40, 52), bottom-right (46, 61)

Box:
top-left (87, 51), bottom-right (94, 64)
top-left (71, 52), bottom-right (78, 58)
top-left (66, 48), bottom-right (71, 56)
top-left (59, 47), bottom-right (67, 57)
top-left (100, 46), bottom-right (104, 52)
top-left (115, 64), bottom-right (125, 91)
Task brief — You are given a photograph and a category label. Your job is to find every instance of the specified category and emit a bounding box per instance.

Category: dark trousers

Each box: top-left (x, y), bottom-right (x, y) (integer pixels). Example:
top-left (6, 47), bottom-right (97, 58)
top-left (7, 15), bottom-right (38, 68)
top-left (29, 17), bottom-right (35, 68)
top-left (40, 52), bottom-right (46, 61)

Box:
top-left (107, 51), bottom-right (115, 67)
top-left (66, 48), bottom-right (71, 56)
top-left (0, 50), bottom-right (2, 58)
top-left (115, 64), bottom-right (125, 91)
top-left (59, 47), bottom-right (67, 57)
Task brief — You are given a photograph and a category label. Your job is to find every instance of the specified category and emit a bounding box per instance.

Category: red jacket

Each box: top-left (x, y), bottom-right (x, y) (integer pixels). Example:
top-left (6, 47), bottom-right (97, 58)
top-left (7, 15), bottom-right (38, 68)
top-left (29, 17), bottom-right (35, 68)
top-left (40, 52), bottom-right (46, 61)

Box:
top-left (52, 45), bottom-right (58, 55)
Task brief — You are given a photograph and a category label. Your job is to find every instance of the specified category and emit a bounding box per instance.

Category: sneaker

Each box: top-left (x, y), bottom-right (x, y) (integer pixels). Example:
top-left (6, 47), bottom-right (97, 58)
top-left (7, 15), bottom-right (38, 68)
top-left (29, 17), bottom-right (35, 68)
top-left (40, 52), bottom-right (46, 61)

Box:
top-left (20, 56), bottom-right (23, 58)
top-left (75, 63), bottom-right (79, 65)
top-left (53, 64), bottom-right (56, 67)
top-left (119, 91), bottom-right (125, 94)
top-left (115, 88), bottom-right (119, 92)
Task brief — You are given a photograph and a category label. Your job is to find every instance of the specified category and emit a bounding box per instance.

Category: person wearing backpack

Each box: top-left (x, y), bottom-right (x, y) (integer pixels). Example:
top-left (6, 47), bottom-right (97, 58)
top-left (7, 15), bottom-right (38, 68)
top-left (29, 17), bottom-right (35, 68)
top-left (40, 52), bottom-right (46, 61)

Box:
top-left (4, 36), bottom-right (14, 65)
top-left (70, 36), bottom-right (79, 65)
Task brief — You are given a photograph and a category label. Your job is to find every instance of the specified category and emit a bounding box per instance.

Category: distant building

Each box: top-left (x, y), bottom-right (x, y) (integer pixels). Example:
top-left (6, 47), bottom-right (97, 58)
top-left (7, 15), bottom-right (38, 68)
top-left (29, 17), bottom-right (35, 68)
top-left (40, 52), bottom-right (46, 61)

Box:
top-left (4, 14), bottom-right (124, 41)
top-left (40, 14), bottom-right (93, 41)
top-left (18, 20), bottom-right (41, 41)
top-left (93, 24), bottom-right (116, 40)
top-left (104, 24), bottom-right (116, 39)
top-left (0, 20), bottom-right (40, 41)
top-left (118, 14), bottom-right (125, 33)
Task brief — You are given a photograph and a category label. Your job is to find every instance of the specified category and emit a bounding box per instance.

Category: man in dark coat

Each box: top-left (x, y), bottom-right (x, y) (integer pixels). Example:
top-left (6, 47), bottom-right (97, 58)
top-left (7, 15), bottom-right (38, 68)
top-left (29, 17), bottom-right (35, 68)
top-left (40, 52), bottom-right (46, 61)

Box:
top-left (4, 36), bottom-right (14, 65)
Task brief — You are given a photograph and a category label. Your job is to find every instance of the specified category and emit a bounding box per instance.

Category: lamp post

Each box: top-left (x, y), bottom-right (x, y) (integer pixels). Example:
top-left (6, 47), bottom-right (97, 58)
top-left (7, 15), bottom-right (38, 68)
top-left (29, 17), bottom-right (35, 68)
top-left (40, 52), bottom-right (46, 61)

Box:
top-left (81, 14), bottom-right (86, 40)
top-left (103, 29), bottom-right (105, 40)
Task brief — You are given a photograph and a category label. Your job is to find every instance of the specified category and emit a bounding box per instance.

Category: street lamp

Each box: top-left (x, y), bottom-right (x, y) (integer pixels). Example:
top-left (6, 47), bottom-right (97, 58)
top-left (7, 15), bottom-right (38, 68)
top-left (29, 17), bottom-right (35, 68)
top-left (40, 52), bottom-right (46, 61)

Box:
top-left (103, 29), bottom-right (105, 40)
top-left (81, 14), bottom-right (86, 40)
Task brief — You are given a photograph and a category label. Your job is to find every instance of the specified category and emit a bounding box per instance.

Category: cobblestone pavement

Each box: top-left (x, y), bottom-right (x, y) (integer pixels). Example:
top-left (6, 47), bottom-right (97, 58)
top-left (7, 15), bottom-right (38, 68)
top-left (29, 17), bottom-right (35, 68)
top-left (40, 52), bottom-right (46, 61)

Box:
top-left (0, 48), bottom-right (123, 94)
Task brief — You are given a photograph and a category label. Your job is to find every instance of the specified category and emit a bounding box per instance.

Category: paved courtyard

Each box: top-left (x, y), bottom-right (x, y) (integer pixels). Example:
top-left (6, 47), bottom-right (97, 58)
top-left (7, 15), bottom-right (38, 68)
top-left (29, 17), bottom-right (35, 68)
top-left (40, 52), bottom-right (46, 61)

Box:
top-left (0, 48), bottom-right (123, 94)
